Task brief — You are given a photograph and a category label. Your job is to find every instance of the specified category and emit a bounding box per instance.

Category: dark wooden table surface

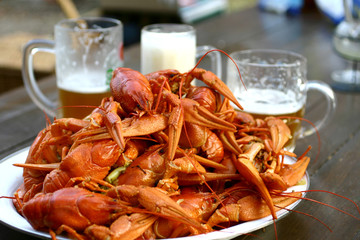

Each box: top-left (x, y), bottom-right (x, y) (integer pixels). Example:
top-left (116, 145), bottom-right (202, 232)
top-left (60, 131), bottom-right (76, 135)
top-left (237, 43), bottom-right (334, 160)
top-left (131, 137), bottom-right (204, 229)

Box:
top-left (1, 6), bottom-right (360, 240)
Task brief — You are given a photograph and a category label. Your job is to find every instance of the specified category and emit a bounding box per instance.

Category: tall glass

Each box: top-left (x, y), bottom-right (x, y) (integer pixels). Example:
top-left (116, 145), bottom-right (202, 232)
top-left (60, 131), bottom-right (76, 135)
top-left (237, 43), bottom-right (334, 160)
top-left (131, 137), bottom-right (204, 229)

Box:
top-left (141, 24), bottom-right (221, 77)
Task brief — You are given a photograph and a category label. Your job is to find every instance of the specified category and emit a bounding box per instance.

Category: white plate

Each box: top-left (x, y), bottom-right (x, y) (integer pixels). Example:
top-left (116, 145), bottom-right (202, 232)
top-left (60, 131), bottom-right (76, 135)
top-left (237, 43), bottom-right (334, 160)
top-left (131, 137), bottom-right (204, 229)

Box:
top-left (0, 147), bottom-right (310, 240)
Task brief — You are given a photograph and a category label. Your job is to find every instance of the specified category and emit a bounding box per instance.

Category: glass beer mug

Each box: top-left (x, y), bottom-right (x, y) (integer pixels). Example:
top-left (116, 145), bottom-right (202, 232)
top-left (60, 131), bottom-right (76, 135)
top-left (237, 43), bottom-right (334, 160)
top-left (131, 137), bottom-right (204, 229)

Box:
top-left (227, 49), bottom-right (336, 151)
top-left (22, 17), bottom-right (123, 119)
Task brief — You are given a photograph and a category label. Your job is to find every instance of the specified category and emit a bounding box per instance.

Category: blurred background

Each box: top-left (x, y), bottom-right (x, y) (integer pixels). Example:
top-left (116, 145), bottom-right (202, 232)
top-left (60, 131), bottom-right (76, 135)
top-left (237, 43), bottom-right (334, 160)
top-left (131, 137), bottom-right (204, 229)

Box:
top-left (0, 0), bottom-right (260, 45)
top-left (0, 0), bottom-right (260, 94)
top-left (0, 0), bottom-right (338, 94)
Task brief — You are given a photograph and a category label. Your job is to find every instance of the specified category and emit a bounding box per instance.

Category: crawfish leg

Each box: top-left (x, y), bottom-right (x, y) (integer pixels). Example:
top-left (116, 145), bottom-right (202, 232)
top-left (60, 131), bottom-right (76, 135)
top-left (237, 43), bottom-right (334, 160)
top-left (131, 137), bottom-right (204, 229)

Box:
top-left (181, 98), bottom-right (236, 132)
top-left (260, 158), bottom-right (288, 191)
top-left (56, 225), bottom-right (87, 240)
top-left (122, 114), bottom-right (168, 137)
top-left (137, 186), bottom-right (206, 234)
top-left (104, 101), bottom-right (125, 151)
top-left (166, 105), bottom-right (184, 161)
top-left (85, 213), bottom-right (158, 240)
top-left (185, 68), bottom-right (243, 110)
top-left (207, 192), bottom-right (302, 226)
top-left (232, 142), bottom-right (277, 219)
top-left (266, 117), bottom-right (291, 154)
top-left (218, 131), bottom-right (242, 155)
top-left (279, 156), bottom-right (310, 188)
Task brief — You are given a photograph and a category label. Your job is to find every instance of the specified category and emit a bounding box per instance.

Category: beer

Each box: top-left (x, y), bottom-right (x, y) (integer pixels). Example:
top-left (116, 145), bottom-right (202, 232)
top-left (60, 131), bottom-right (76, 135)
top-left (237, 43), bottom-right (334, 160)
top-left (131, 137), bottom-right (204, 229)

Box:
top-left (235, 88), bottom-right (305, 151)
top-left (58, 72), bottom-right (111, 119)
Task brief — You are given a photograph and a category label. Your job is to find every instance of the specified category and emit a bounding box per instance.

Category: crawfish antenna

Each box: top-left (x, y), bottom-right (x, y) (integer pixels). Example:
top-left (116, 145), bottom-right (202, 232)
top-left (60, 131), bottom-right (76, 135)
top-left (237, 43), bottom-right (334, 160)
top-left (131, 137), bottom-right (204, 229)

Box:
top-left (41, 109), bottom-right (52, 127)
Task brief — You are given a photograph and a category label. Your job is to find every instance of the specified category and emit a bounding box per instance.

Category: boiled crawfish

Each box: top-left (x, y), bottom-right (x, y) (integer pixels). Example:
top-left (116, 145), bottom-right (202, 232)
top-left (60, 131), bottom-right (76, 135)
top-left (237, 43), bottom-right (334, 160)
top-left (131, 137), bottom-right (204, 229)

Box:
top-left (10, 67), bottom-right (317, 240)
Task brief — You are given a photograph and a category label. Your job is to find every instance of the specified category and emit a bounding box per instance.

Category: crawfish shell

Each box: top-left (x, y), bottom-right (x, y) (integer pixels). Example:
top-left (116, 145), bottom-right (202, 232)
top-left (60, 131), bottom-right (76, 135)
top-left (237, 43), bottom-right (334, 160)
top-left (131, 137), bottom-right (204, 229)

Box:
top-left (110, 68), bottom-right (154, 113)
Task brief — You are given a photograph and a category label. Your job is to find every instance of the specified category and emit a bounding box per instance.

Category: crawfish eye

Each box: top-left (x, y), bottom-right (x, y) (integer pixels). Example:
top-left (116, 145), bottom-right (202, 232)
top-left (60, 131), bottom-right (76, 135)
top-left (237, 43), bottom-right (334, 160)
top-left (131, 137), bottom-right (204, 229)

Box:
top-left (159, 148), bottom-right (165, 154)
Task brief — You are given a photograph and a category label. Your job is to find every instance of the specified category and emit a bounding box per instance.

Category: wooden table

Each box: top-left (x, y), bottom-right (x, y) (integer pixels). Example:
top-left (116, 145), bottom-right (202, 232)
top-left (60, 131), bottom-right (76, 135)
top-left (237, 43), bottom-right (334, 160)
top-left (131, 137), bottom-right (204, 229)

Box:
top-left (1, 7), bottom-right (360, 240)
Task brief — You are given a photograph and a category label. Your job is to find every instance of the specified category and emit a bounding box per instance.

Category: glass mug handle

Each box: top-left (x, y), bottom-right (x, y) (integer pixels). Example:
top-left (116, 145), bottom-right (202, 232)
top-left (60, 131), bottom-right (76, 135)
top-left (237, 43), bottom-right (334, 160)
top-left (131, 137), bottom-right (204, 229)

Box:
top-left (22, 39), bottom-right (57, 117)
top-left (299, 80), bottom-right (337, 138)
top-left (195, 45), bottom-right (222, 78)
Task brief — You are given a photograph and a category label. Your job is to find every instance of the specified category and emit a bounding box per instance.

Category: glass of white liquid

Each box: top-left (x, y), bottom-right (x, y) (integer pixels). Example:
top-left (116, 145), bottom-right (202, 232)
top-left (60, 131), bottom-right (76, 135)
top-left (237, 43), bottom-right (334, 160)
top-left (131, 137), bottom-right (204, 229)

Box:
top-left (226, 49), bottom-right (336, 151)
top-left (22, 17), bottom-right (123, 118)
top-left (141, 24), bottom-right (221, 77)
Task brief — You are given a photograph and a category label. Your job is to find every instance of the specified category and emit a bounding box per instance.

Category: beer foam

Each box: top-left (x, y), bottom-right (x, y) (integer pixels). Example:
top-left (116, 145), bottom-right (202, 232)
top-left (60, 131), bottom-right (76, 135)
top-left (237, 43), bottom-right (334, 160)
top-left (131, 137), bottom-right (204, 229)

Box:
top-left (234, 88), bottom-right (304, 115)
top-left (57, 71), bottom-right (109, 93)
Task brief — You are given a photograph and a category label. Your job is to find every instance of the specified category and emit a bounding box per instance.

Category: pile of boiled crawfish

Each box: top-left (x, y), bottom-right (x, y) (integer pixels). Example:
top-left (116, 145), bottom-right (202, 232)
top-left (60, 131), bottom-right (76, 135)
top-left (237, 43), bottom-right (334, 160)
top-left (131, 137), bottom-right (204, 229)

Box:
top-left (13, 67), bottom-right (311, 240)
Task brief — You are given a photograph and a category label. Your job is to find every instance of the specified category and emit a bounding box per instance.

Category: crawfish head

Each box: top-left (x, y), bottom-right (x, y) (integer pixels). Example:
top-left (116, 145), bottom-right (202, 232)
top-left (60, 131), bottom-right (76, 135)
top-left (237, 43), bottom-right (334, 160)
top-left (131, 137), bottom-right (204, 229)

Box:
top-left (145, 69), bottom-right (181, 94)
top-left (22, 187), bottom-right (127, 231)
top-left (186, 86), bottom-right (218, 113)
top-left (110, 68), bottom-right (154, 113)
top-left (59, 140), bottom-right (121, 180)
